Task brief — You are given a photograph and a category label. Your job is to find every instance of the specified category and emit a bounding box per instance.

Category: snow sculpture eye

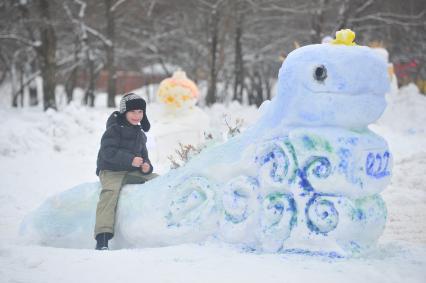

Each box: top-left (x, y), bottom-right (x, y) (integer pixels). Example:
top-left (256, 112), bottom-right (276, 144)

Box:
top-left (313, 65), bottom-right (327, 82)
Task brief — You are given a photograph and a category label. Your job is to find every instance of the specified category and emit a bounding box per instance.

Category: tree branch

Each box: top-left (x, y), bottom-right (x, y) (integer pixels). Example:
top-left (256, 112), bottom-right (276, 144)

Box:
top-left (354, 0), bottom-right (375, 15)
top-left (350, 11), bottom-right (426, 26)
top-left (110, 0), bottom-right (127, 12)
top-left (0, 35), bottom-right (41, 48)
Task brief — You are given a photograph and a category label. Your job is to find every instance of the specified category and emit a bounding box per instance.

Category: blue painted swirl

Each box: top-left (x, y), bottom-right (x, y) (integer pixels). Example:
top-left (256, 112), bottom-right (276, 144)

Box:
top-left (298, 156), bottom-right (332, 193)
top-left (256, 139), bottom-right (298, 188)
top-left (305, 195), bottom-right (339, 234)
top-left (165, 176), bottom-right (217, 227)
top-left (222, 176), bottom-right (259, 224)
top-left (259, 192), bottom-right (297, 252)
top-left (261, 192), bottom-right (297, 231)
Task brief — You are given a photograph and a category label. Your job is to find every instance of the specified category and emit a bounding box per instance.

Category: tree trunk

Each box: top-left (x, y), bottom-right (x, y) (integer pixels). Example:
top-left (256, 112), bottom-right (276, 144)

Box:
top-left (335, 0), bottom-right (351, 31)
top-left (265, 75), bottom-right (272, 101)
top-left (38, 0), bottom-right (57, 111)
top-left (0, 43), bottom-right (10, 86)
top-left (310, 0), bottom-right (329, 43)
top-left (11, 61), bottom-right (18, 108)
top-left (16, 1), bottom-right (39, 106)
top-left (233, 12), bottom-right (244, 103)
top-left (105, 0), bottom-right (116, 108)
top-left (12, 66), bottom-right (24, 108)
top-left (19, 66), bottom-right (24, 107)
top-left (206, 10), bottom-right (219, 106)
top-left (29, 84), bottom-right (38, 106)
top-left (65, 67), bottom-right (77, 104)
top-left (254, 70), bottom-right (263, 107)
top-left (84, 51), bottom-right (96, 107)
top-left (65, 38), bottom-right (80, 104)
top-left (29, 60), bottom-right (39, 106)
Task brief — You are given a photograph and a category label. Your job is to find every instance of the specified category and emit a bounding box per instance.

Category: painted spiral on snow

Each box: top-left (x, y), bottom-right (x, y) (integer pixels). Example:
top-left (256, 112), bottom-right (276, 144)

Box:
top-left (261, 193), bottom-right (297, 228)
top-left (299, 156), bottom-right (332, 193)
top-left (256, 138), bottom-right (298, 191)
top-left (219, 176), bottom-right (260, 244)
top-left (259, 192), bottom-right (297, 252)
top-left (222, 176), bottom-right (259, 224)
top-left (165, 176), bottom-right (217, 227)
top-left (305, 195), bottom-right (339, 234)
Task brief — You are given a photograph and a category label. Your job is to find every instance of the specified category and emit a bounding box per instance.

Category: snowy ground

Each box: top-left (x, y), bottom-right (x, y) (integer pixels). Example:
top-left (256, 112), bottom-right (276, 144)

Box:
top-left (0, 85), bottom-right (425, 283)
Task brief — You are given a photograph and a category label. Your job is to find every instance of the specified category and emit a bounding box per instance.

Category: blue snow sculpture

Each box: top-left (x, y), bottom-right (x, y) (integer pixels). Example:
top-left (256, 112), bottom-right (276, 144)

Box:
top-left (20, 30), bottom-right (392, 256)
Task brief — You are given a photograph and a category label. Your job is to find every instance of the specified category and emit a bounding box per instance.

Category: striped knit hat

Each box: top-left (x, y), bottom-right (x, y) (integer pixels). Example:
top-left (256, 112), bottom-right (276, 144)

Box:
top-left (119, 93), bottom-right (146, 114)
top-left (119, 93), bottom-right (150, 131)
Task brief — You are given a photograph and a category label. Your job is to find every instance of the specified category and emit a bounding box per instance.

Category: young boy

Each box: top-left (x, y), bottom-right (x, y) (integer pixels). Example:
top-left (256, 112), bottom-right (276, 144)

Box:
top-left (94, 93), bottom-right (157, 250)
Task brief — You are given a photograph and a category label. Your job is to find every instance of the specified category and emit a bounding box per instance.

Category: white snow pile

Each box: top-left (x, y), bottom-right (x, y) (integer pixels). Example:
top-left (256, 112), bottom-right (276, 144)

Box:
top-left (0, 84), bottom-right (425, 282)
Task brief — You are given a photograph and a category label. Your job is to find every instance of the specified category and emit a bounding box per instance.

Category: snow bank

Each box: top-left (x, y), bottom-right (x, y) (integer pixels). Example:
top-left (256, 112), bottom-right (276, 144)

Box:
top-left (0, 84), bottom-right (425, 282)
top-left (1, 45), bottom-right (426, 283)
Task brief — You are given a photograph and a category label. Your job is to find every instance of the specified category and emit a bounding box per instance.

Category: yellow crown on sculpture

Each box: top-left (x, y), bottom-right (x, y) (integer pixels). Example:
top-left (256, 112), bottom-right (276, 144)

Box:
top-left (331, 29), bottom-right (357, 46)
top-left (157, 70), bottom-right (199, 111)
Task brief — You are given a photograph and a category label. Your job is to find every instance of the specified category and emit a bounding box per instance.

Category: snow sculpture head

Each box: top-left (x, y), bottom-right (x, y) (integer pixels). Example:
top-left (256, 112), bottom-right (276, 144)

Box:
top-left (156, 70), bottom-right (199, 112)
top-left (272, 30), bottom-right (390, 128)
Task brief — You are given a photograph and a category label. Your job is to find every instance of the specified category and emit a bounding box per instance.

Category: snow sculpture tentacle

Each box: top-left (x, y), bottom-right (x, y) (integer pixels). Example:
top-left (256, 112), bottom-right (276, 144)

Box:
top-left (219, 176), bottom-right (260, 245)
top-left (165, 176), bottom-right (218, 228)
top-left (112, 175), bottom-right (221, 247)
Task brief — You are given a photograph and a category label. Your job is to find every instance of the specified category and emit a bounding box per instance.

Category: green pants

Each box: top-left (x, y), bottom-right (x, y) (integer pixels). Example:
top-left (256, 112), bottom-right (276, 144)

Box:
top-left (94, 170), bottom-right (158, 238)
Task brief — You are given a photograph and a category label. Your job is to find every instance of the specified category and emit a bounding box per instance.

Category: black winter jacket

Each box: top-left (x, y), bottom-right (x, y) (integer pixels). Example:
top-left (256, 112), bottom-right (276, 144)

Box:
top-left (96, 111), bottom-right (153, 176)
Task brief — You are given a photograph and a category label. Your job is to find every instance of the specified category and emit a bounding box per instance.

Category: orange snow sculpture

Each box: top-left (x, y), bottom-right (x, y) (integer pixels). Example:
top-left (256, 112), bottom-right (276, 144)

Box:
top-left (157, 70), bottom-right (199, 112)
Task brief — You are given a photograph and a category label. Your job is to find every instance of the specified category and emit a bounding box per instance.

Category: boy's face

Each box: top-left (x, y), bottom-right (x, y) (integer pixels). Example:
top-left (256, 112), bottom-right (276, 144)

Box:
top-left (125, 109), bottom-right (144, 125)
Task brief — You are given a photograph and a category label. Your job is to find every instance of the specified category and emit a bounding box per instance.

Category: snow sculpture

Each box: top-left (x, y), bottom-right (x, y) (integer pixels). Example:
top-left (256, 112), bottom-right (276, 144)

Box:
top-left (150, 70), bottom-right (209, 164)
top-left (156, 70), bottom-right (199, 112)
top-left (21, 29), bottom-right (392, 256)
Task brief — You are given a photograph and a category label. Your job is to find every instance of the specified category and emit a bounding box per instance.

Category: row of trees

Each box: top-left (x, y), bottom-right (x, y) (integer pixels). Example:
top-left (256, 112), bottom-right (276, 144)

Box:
top-left (0, 0), bottom-right (425, 110)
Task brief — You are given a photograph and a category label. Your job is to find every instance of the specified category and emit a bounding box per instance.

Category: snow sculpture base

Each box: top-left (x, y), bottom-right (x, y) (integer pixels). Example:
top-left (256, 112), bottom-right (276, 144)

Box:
top-left (250, 127), bottom-right (390, 255)
top-left (21, 127), bottom-right (390, 256)
top-left (150, 106), bottom-right (210, 164)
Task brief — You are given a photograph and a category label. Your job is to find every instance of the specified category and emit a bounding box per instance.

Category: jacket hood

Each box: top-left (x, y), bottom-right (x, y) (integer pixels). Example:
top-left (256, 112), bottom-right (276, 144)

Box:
top-left (106, 111), bottom-right (122, 129)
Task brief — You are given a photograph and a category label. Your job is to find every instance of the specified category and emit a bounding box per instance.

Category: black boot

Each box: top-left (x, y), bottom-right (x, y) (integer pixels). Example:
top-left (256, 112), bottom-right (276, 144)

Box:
top-left (95, 232), bottom-right (113, 250)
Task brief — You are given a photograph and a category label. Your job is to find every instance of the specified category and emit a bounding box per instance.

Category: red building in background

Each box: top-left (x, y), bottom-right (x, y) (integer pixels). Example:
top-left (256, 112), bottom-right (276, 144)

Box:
top-left (93, 70), bottom-right (168, 94)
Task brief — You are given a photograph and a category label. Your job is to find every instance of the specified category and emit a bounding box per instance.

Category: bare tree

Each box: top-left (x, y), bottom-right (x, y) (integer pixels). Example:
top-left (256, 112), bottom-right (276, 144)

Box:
top-left (0, 0), bottom-right (58, 110)
top-left (190, 0), bottom-right (233, 106)
top-left (64, 0), bottom-right (106, 107)
top-left (16, 1), bottom-right (39, 106)
top-left (1, 0), bottom-right (424, 109)
top-left (232, 0), bottom-right (246, 103)
top-left (37, 0), bottom-right (58, 110)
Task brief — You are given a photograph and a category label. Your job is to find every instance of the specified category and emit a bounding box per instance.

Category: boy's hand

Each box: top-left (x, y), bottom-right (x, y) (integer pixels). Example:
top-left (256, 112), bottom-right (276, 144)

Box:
top-left (132, 157), bottom-right (144, 167)
top-left (141, 162), bottom-right (151, 173)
